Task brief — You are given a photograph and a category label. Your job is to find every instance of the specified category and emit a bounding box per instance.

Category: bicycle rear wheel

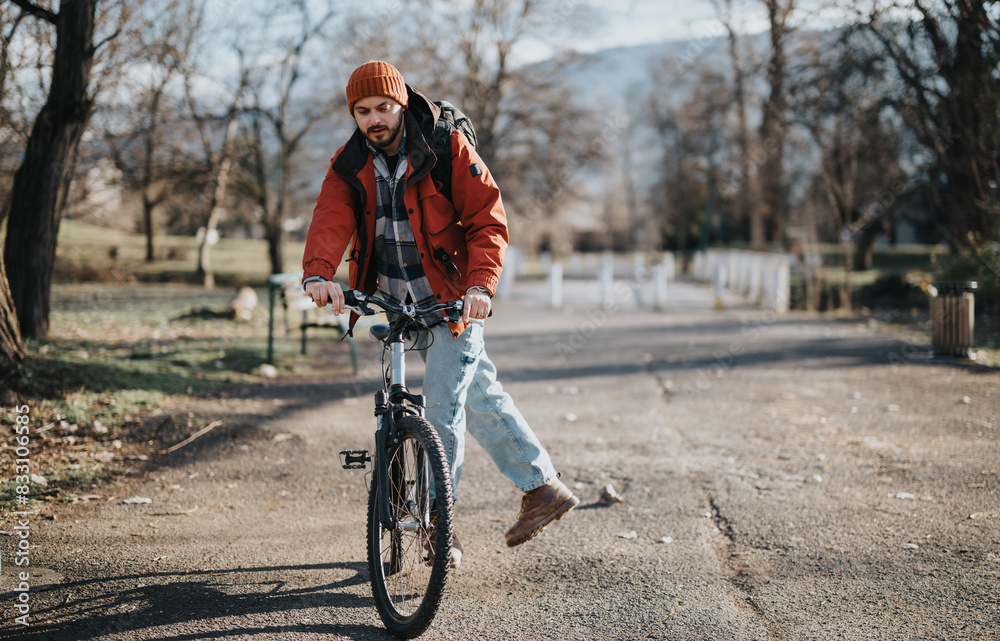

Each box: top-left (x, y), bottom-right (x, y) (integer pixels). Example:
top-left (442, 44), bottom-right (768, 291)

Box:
top-left (367, 414), bottom-right (453, 638)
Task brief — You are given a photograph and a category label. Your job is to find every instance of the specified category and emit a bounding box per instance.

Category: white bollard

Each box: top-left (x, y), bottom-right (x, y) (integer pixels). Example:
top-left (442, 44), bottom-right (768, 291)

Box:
top-left (775, 258), bottom-right (790, 313)
top-left (714, 263), bottom-right (728, 310)
top-left (748, 256), bottom-right (763, 303)
top-left (692, 252), bottom-right (706, 281)
top-left (548, 262), bottom-right (563, 309)
top-left (736, 253), bottom-right (749, 296)
top-left (763, 259), bottom-right (778, 311)
top-left (663, 252), bottom-right (676, 282)
top-left (654, 264), bottom-right (668, 310)
top-left (540, 250), bottom-right (553, 274)
top-left (727, 253), bottom-right (739, 293)
top-left (600, 254), bottom-right (615, 307)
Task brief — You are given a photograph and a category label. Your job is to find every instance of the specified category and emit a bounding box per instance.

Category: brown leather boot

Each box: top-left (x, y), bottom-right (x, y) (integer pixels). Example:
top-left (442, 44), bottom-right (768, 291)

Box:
top-left (505, 477), bottom-right (580, 547)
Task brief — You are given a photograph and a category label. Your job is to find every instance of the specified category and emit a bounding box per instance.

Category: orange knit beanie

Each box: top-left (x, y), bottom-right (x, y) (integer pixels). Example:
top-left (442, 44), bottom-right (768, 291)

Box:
top-left (346, 60), bottom-right (408, 113)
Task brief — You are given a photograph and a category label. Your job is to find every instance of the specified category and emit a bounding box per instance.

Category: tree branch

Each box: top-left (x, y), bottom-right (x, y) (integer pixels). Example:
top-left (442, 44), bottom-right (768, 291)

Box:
top-left (9, 0), bottom-right (56, 24)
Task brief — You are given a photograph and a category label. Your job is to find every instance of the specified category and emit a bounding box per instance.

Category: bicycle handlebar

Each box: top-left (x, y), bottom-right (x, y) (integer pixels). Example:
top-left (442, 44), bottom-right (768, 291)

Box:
top-left (337, 289), bottom-right (471, 324)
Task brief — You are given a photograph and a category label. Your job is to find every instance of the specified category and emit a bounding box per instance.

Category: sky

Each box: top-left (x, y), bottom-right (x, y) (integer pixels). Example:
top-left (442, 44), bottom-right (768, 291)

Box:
top-left (516, 0), bottom-right (851, 64)
top-left (514, 0), bottom-right (769, 65)
top-left (579, 1), bottom-right (729, 51)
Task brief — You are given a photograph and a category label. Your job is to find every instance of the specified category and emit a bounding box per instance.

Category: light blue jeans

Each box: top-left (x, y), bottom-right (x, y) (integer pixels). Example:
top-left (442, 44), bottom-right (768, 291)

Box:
top-left (413, 321), bottom-right (557, 501)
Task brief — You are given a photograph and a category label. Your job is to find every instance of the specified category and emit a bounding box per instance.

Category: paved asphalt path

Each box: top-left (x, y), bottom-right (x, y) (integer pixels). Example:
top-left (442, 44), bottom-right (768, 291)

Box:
top-left (2, 280), bottom-right (998, 640)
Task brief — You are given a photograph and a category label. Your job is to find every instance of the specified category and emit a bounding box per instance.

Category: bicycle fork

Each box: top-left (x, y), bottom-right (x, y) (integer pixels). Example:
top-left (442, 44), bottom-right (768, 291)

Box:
top-left (340, 335), bottom-right (428, 533)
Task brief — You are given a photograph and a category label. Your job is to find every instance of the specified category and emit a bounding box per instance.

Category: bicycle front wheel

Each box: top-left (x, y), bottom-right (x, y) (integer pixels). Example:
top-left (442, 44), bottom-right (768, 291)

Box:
top-left (367, 414), bottom-right (453, 638)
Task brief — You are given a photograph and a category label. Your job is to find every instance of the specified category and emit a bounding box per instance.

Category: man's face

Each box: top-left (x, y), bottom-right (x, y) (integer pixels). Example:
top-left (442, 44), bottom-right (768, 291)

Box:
top-left (353, 96), bottom-right (404, 152)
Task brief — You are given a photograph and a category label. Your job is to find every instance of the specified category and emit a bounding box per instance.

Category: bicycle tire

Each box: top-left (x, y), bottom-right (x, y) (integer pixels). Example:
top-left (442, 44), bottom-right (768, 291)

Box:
top-left (367, 414), bottom-right (453, 638)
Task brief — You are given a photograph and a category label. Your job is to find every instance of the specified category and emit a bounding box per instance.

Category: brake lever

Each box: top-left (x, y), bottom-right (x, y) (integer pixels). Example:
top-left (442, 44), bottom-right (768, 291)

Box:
top-left (343, 300), bottom-right (377, 316)
top-left (338, 290), bottom-right (377, 316)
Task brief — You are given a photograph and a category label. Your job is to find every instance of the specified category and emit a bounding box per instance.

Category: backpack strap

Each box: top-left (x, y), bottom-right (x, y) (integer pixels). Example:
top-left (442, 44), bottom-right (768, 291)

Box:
top-left (430, 113), bottom-right (455, 204)
top-left (428, 100), bottom-right (478, 205)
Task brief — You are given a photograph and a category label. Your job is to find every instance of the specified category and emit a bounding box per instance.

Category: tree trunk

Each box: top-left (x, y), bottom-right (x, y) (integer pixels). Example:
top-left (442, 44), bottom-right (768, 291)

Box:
top-left (142, 195), bottom-right (155, 261)
top-left (267, 220), bottom-right (284, 276)
top-left (197, 114), bottom-right (239, 289)
top-left (141, 86), bottom-right (166, 263)
top-left (267, 152), bottom-right (290, 275)
top-left (756, 0), bottom-right (792, 248)
top-left (941, 2), bottom-right (996, 247)
top-left (841, 241), bottom-right (853, 312)
top-left (4, 0), bottom-right (97, 340)
top-left (725, 18), bottom-right (759, 248)
top-left (853, 215), bottom-right (883, 271)
top-left (0, 254), bottom-right (27, 368)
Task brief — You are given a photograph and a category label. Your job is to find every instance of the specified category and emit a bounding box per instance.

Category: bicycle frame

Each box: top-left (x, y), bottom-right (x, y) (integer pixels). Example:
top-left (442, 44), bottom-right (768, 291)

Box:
top-left (337, 291), bottom-right (471, 532)
top-left (372, 315), bottom-right (429, 532)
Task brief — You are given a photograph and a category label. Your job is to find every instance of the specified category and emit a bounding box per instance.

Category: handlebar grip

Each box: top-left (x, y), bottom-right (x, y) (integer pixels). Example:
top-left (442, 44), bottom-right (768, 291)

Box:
top-left (343, 289), bottom-right (360, 307)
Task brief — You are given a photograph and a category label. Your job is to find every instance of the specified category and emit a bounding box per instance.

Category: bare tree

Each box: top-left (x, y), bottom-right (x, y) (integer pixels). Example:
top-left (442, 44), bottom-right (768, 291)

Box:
top-left (191, 101), bottom-right (241, 289)
top-left (648, 64), bottom-right (734, 252)
top-left (2, 0), bottom-right (123, 341)
top-left (786, 26), bottom-right (913, 308)
top-left (94, 0), bottom-right (200, 261)
top-left (715, 0), bottom-right (761, 246)
top-left (0, 3), bottom-right (31, 366)
top-left (755, 0), bottom-right (796, 248)
top-left (237, 1), bottom-right (338, 276)
top-left (180, 7), bottom-right (248, 289)
top-left (860, 0), bottom-right (999, 249)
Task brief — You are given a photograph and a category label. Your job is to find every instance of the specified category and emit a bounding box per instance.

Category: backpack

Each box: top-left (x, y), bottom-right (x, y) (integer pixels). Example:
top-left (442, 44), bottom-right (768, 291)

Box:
top-left (429, 100), bottom-right (479, 204)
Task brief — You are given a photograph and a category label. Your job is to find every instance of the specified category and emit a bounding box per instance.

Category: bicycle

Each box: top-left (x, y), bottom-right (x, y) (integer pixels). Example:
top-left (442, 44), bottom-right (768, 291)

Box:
top-left (337, 289), bottom-right (478, 638)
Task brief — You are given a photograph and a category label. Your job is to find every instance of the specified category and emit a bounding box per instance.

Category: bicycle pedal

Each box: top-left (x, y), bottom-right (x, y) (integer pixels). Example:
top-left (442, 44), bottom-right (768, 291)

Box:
top-left (339, 450), bottom-right (370, 470)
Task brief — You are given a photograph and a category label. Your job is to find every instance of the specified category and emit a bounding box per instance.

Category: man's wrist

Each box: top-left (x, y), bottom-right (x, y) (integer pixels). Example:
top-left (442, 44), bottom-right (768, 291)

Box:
top-left (466, 285), bottom-right (492, 297)
top-left (303, 276), bottom-right (327, 291)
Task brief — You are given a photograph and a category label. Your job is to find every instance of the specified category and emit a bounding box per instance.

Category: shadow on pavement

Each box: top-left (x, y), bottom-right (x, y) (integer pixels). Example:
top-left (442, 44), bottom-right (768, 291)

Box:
top-left (12, 562), bottom-right (395, 641)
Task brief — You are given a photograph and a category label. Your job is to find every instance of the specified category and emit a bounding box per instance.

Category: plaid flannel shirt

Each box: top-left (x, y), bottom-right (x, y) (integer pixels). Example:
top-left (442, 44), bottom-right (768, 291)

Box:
top-left (367, 132), bottom-right (438, 313)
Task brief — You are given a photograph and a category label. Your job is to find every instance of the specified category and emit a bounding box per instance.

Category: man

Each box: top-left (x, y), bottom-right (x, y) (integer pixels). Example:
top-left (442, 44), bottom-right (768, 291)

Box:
top-left (302, 61), bottom-right (578, 567)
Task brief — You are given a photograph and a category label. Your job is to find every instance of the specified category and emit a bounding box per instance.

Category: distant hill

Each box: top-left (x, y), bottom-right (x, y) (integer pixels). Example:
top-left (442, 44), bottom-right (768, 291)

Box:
top-left (557, 34), bottom-right (746, 109)
top-left (554, 28), bottom-right (833, 112)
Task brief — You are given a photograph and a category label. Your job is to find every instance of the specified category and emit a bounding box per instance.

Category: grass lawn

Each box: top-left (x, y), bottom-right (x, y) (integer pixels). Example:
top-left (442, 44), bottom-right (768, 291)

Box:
top-left (55, 219), bottom-right (308, 287)
top-left (1, 222), bottom-right (355, 513)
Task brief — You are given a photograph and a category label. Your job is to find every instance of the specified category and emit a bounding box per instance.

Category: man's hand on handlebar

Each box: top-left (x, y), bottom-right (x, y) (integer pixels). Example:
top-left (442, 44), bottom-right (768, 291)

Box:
top-left (462, 288), bottom-right (491, 324)
top-left (308, 283), bottom-right (486, 324)
top-left (306, 280), bottom-right (345, 314)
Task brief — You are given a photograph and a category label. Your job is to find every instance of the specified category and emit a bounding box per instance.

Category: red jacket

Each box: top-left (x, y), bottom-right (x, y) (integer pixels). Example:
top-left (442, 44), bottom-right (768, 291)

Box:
top-left (302, 87), bottom-right (508, 338)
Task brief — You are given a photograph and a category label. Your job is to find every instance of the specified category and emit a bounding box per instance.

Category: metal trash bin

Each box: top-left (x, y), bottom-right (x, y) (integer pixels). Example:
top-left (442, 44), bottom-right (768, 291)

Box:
top-left (929, 281), bottom-right (978, 359)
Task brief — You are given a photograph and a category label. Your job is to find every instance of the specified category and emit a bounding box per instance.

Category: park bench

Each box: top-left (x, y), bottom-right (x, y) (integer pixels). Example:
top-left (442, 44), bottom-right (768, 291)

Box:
top-left (266, 272), bottom-right (357, 373)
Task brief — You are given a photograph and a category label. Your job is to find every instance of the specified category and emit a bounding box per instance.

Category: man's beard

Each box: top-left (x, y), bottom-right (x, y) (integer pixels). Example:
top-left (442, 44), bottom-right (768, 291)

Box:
top-left (366, 116), bottom-right (403, 150)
